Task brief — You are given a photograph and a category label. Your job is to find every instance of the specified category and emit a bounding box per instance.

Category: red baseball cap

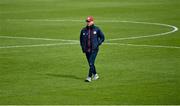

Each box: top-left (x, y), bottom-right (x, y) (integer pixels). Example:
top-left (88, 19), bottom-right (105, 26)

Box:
top-left (86, 16), bottom-right (94, 22)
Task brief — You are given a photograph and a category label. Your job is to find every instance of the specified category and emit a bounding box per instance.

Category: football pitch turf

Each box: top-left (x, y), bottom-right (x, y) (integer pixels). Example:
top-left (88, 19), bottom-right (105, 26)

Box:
top-left (0, 0), bottom-right (180, 105)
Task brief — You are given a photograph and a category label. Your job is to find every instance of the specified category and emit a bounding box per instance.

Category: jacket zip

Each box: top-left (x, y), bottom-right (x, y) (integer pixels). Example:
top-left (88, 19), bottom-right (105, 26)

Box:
top-left (87, 28), bottom-right (91, 52)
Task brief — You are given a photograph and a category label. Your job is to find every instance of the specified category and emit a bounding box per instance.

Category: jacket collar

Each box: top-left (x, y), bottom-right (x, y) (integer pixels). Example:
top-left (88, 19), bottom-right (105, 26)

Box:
top-left (86, 24), bottom-right (95, 29)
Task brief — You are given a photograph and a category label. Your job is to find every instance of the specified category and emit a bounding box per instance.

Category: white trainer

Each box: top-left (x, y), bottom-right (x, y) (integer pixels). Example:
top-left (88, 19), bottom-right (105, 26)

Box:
top-left (85, 77), bottom-right (91, 82)
top-left (93, 74), bottom-right (99, 80)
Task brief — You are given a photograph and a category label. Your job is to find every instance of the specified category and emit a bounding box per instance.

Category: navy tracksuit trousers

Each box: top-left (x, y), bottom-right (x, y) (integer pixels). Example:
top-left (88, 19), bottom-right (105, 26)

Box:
top-left (85, 49), bottom-right (98, 77)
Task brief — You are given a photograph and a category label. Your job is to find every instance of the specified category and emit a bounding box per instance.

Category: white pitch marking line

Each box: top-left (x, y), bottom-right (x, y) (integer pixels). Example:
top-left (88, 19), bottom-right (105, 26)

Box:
top-left (6, 19), bottom-right (83, 22)
top-left (0, 42), bottom-right (79, 49)
top-left (0, 35), bottom-right (79, 42)
top-left (1, 19), bottom-right (179, 49)
top-left (4, 19), bottom-right (179, 41)
top-left (104, 43), bottom-right (180, 49)
top-left (1, 42), bottom-right (180, 49)
top-left (105, 21), bottom-right (178, 41)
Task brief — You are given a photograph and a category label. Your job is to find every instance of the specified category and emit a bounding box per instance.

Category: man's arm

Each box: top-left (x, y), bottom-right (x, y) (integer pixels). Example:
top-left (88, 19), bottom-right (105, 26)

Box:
top-left (80, 30), bottom-right (85, 53)
top-left (98, 28), bottom-right (105, 45)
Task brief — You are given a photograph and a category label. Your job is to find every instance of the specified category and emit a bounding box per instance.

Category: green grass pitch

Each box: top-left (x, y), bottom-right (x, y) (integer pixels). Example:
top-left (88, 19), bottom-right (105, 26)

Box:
top-left (0, 0), bottom-right (180, 105)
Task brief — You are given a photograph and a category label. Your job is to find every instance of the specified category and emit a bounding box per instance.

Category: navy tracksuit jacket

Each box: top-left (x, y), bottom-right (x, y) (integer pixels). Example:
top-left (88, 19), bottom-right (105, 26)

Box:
top-left (80, 24), bottom-right (105, 77)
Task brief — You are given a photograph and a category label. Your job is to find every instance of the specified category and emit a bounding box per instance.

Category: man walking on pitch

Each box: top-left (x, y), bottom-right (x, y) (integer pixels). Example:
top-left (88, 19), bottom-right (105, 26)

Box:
top-left (80, 16), bottom-right (105, 82)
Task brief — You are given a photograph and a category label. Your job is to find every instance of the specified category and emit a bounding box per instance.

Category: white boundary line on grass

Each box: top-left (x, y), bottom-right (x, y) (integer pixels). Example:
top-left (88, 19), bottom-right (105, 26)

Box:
top-left (0, 19), bottom-right (179, 49)
top-left (0, 35), bottom-right (78, 42)
top-left (105, 43), bottom-right (180, 49)
top-left (5, 19), bottom-right (178, 41)
top-left (103, 20), bottom-right (178, 41)
top-left (1, 42), bottom-right (180, 49)
top-left (0, 42), bottom-right (78, 49)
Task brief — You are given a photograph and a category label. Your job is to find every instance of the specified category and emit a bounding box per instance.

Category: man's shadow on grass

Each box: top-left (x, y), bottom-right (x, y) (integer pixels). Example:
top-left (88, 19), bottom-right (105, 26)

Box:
top-left (46, 73), bottom-right (83, 80)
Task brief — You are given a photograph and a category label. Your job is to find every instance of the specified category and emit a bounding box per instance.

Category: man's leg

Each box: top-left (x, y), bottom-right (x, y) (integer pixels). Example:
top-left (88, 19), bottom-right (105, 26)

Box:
top-left (88, 49), bottom-right (99, 75)
top-left (85, 52), bottom-right (93, 78)
top-left (85, 50), bottom-right (99, 82)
